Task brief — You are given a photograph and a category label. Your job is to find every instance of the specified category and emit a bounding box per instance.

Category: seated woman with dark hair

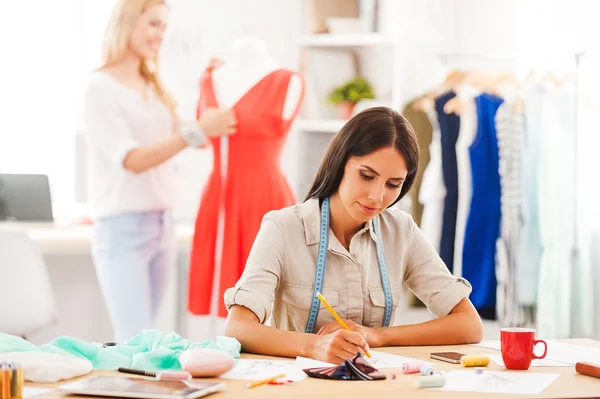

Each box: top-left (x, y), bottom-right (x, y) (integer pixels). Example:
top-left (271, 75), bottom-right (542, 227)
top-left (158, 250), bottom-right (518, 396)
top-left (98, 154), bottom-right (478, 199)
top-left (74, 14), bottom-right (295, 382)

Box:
top-left (223, 107), bottom-right (483, 364)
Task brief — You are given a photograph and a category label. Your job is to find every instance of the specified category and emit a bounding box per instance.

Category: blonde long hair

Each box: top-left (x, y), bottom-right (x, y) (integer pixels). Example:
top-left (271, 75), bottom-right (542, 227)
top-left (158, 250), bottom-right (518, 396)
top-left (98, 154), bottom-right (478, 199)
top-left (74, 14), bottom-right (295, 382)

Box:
top-left (101, 0), bottom-right (176, 113)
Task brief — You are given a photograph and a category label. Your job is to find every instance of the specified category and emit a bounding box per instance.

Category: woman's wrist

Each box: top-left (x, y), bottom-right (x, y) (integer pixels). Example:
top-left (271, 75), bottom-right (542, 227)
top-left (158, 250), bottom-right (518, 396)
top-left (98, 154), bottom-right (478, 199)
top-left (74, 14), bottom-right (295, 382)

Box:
top-left (303, 333), bottom-right (317, 358)
top-left (373, 327), bottom-right (388, 347)
top-left (180, 121), bottom-right (206, 147)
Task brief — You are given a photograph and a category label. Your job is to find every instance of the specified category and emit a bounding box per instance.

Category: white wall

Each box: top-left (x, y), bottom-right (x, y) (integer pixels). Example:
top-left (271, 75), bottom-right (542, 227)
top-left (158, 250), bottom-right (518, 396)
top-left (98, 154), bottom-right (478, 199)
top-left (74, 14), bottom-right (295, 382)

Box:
top-left (0, 1), bottom-right (81, 219)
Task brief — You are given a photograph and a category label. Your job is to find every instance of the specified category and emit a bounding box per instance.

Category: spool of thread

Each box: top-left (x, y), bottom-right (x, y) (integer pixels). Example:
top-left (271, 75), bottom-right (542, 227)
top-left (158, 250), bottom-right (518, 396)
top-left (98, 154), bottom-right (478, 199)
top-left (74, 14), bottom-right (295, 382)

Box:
top-left (415, 374), bottom-right (446, 389)
top-left (419, 364), bottom-right (435, 376)
top-left (402, 361), bottom-right (423, 374)
top-left (460, 355), bottom-right (490, 367)
top-left (0, 362), bottom-right (23, 399)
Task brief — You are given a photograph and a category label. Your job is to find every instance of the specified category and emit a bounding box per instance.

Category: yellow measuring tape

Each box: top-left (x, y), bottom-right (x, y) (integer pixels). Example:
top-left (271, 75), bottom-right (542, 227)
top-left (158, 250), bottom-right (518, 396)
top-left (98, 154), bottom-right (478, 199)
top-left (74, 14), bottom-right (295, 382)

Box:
top-left (0, 363), bottom-right (23, 399)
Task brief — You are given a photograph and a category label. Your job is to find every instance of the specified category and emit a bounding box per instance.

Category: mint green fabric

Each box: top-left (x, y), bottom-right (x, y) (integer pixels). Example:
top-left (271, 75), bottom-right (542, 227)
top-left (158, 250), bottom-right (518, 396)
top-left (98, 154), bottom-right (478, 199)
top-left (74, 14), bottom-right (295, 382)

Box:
top-left (0, 330), bottom-right (241, 371)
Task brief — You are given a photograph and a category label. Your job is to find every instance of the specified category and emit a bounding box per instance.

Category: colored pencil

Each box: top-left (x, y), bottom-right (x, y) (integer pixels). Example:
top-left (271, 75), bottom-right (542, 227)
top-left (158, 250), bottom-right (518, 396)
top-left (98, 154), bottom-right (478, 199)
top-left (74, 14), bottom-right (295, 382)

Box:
top-left (246, 373), bottom-right (286, 388)
top-left (316, 292), bottom-right (372, 358)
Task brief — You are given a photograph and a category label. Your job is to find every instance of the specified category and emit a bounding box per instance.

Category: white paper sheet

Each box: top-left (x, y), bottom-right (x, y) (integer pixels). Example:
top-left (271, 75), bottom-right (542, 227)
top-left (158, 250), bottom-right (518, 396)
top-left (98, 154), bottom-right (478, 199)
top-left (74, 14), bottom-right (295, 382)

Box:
top-left (473, 340), bottom-right (600, 366)
top-left (367, 350), bottom-right (433, 369)
top-left (489, 354), bottom-right (571, 367)
top-left (432, 370), bottom-right (560, 395)
top-left (296, 351), bottom-right (432, 370)
top-left (23, 387), bottom-right (54, 398)
top-left (295, 356), bottom-right (335, 369)
top-left (218, 359), bottom-right (307, 381)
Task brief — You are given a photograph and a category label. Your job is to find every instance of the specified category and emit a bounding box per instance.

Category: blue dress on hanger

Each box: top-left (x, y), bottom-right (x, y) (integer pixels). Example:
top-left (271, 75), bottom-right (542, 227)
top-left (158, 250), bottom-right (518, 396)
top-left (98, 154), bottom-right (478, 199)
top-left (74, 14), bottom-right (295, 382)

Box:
top-left (462, 93), bottom-right (504, 311)
top-left (435, 91), bottom-right (460, 273)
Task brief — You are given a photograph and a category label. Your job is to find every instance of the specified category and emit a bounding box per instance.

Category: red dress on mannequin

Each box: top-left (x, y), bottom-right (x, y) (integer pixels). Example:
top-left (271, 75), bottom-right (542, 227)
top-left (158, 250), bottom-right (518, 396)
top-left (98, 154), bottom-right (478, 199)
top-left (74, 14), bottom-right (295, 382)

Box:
top-left (188, 64), bottom-right (304, 317)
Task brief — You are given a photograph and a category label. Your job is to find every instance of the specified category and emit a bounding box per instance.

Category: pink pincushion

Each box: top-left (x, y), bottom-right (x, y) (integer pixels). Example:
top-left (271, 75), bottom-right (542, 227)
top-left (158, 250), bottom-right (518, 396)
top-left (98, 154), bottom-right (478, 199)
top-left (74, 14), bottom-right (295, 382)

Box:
top-left (179, 348), bottom-right (235, 378)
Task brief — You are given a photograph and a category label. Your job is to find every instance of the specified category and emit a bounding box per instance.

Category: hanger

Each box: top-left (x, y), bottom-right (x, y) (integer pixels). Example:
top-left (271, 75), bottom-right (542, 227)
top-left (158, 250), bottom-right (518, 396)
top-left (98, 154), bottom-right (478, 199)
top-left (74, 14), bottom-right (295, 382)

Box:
top-left (442, 93), bottom-right (463, 115)
top-left (519, 69), bottom-right (535, 89)
top-left (443, 72), bottom-right (480, 115)
top-left (540, 70), bottom-right (561, 87)
top-left (413, 70), bottom-right (465, 112)
top-left (493, 72), bottom-right (518, 89)
top-left (559, 69), bottom-right (576, 85)
top-left (412, 94), bottom-right (435, 112)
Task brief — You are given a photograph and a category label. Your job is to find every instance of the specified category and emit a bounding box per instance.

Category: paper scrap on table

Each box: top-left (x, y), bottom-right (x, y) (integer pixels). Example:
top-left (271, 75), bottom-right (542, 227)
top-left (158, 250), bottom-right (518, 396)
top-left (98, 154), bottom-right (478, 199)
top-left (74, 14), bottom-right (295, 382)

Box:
top-left (219, 359), bottom-right (307, 381)
top-left (297, 351), bottom-right (432, 370)
top-left (432, 370), bottom-right (560, 395)
top-left (23, 387), bottom-right (54, 398)
top-left (473, 340), bottom-right (501, 350)
top-left (367, 351), bottom-right (433, 368)
top-left (474, 340), bottom-right (600, 366)
top-left (489, 354), bottom-right (571, 367)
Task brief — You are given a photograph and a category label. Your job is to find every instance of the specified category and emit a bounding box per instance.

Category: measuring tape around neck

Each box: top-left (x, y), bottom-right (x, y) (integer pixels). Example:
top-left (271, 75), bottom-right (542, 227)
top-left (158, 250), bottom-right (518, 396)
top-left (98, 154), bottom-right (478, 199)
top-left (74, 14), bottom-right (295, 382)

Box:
top-left (305, 197), bottom-right (393, 334)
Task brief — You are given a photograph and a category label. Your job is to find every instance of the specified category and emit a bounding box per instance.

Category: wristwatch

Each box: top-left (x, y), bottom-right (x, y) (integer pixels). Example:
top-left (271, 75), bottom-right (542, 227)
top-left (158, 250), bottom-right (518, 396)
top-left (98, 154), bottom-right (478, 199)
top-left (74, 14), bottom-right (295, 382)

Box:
top-left (181, 121), bottom-right (206, 147)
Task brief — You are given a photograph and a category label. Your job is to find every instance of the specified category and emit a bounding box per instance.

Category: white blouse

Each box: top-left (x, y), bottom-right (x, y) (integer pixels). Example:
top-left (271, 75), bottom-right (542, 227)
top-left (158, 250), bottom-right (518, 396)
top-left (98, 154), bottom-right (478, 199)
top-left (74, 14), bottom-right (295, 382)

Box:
top-left (83, 71), bottom-right (176, 219)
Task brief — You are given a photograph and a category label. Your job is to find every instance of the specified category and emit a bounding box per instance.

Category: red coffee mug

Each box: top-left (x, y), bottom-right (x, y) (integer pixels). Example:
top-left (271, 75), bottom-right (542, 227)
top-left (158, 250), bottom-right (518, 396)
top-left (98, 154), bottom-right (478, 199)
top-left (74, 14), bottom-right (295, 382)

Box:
top-left (501, 328), bottom-right (548, 370)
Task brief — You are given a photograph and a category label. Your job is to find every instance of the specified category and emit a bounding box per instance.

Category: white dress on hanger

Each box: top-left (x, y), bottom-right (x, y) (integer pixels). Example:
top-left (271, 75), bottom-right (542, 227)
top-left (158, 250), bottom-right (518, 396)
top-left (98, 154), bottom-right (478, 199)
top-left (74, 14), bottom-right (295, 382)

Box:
top-left (419, 107), bottom-right (445, 253)
top-left (575, 55), bottom-right (600, 339)
top-left (453, 86), bottom-right (478, 278)
top-left (536, 83), bottom-right (576, 338)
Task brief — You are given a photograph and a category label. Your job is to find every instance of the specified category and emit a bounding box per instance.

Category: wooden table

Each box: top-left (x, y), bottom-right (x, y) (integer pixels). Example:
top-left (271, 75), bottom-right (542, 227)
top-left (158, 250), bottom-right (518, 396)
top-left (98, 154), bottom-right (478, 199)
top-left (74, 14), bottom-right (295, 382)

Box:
top-left (25, 339), bottom-right (600, 399)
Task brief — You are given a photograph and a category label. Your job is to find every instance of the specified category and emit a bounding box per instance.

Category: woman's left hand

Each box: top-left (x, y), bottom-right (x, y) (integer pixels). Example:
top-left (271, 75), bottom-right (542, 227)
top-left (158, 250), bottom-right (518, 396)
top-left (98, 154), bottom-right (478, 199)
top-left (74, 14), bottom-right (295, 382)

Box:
top-left (317, 320), bottom-right (384, 348)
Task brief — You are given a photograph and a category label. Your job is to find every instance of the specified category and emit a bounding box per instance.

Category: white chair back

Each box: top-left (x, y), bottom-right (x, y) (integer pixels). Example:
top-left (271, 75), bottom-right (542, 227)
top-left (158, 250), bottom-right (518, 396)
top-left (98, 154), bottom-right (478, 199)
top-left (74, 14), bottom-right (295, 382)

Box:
top-left (0, 228), bottom-right (57, 336)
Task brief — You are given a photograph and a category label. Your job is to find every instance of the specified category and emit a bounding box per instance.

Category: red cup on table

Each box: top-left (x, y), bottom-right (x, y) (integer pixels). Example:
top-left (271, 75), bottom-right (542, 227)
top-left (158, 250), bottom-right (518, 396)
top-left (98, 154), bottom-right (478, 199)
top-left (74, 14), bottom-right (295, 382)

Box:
top-left (501, 328), bottom-right (548, 370)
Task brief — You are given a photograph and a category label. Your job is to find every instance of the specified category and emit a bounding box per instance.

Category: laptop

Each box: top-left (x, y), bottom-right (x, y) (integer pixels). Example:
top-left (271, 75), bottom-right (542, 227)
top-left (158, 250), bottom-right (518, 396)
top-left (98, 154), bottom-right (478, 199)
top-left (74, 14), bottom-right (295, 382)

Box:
top-left (0, 173), bottom-right (54, 224)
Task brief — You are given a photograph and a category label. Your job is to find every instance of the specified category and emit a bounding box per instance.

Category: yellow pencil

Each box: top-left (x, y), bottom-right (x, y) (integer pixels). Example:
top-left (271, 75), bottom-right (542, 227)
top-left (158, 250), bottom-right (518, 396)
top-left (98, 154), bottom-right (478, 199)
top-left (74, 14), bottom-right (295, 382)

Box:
top-left (315, 292), bottom-right (372, 358)
top-left (246, 373), bottom-right (286, 388)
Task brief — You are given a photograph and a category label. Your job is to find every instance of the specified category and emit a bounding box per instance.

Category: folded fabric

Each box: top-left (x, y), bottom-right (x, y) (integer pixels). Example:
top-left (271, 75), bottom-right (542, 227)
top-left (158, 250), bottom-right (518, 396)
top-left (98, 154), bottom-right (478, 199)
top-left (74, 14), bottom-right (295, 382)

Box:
top-left (0, 352), bottom-right (93, 383)
top-left (303, 353), bottom-right (386, 381)
top-left (0, 330), bottom-right (241, 374)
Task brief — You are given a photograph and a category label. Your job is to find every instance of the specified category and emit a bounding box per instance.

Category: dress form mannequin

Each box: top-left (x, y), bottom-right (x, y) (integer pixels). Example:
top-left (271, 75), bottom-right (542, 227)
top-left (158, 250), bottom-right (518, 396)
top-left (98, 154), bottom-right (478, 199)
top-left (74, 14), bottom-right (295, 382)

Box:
top-left (211, 36), bottom-right (303, 120)
top-left (189, 37), bottom-right (303, 334)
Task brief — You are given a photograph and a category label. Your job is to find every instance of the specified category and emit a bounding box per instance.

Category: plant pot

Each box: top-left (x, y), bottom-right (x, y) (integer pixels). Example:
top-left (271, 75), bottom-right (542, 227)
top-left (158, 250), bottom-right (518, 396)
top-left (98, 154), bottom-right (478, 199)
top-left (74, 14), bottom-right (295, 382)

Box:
top-left (339, 102), bottom-right (356, 120)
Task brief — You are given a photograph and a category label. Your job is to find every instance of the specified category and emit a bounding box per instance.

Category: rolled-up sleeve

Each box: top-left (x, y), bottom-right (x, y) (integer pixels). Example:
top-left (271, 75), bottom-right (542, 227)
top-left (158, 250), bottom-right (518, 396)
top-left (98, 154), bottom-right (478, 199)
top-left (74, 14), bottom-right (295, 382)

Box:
top-left (224, 213), bottom-right (285, 323)
top-left (404, 218), bottom-right (472, 318)
top-left (83, 82), bottom-right (140, 168)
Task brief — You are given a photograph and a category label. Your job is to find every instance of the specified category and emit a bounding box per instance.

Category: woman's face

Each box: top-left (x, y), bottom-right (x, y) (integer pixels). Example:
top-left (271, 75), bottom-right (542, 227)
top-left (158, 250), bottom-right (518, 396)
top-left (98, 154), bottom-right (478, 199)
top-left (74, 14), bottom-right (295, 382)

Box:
top-left (337, 146), bottom-right (408, 224)
top-left (129, 4), bottom-right (169, 60)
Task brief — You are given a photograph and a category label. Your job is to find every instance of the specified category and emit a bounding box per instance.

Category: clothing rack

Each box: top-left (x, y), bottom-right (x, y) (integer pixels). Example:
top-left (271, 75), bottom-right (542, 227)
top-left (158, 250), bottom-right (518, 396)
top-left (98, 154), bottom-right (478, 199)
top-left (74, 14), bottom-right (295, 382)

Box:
top-left (433, 51), bottom-right (587, 333)
top-left (436, 51), bottom-right (585, 245)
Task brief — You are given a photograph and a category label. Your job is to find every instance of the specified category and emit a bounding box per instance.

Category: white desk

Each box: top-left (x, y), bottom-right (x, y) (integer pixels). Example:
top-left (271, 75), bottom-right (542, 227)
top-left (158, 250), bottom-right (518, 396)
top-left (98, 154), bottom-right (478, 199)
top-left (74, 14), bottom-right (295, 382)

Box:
top-left (21, 223), bottom-right (195, 255)
top-left (1, 223), bottom-right (196, 344)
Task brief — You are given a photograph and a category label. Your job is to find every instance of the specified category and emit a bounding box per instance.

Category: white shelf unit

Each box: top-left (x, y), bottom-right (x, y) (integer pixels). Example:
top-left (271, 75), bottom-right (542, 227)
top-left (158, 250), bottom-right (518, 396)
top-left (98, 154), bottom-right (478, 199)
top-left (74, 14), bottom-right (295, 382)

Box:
top-left (298, 33), bottom-right (394, 48)
top-left (294, 28), bottom-right (401, 199)
top-left (295, 118), bottom-right (347, 133)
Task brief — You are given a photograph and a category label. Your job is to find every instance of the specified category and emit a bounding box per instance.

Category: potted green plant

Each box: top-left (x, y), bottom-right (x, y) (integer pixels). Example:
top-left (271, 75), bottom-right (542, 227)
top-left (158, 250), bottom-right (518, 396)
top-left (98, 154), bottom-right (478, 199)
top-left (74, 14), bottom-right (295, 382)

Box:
top-left (327, 77), bottom-right (375, 119)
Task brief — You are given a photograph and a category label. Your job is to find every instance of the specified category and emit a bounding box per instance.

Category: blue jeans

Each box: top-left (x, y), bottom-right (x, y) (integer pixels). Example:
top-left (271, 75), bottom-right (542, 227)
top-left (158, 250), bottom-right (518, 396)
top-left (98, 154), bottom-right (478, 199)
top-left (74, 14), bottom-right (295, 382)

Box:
top-left (91, 210), bottom-right (175, 343)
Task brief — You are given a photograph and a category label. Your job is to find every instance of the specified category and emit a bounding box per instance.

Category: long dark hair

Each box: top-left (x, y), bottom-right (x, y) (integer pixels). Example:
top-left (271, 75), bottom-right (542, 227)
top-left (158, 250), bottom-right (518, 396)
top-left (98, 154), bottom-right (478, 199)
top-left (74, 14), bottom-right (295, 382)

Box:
top-left (305, 106), bottom-right (419, 207)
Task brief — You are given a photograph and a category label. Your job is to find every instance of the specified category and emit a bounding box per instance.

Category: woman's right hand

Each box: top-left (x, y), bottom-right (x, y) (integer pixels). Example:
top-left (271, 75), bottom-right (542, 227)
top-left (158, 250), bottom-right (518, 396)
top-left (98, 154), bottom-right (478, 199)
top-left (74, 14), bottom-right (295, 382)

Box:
top-left (198, 108), bottom-right (237, 137)
top-left (309, 329), bottom-right (370, 364)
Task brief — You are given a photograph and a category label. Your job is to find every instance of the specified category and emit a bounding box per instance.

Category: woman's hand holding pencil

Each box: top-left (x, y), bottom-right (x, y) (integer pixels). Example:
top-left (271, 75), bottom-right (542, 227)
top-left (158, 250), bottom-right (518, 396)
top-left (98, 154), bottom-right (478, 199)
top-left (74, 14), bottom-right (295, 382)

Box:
top-left (306, 292), bottom-right (371, 364)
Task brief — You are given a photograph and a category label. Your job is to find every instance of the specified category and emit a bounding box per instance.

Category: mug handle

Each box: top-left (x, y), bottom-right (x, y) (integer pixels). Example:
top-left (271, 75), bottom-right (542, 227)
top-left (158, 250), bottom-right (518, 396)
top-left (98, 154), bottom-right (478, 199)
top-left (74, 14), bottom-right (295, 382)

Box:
top-left (533, 339), bottom-right (548, 359)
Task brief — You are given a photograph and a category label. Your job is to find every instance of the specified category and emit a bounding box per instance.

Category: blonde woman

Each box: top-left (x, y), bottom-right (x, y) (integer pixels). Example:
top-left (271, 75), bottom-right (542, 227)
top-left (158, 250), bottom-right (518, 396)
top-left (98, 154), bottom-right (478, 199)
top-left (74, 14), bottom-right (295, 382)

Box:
top-left (83, 0), bottom-right (236, 343)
